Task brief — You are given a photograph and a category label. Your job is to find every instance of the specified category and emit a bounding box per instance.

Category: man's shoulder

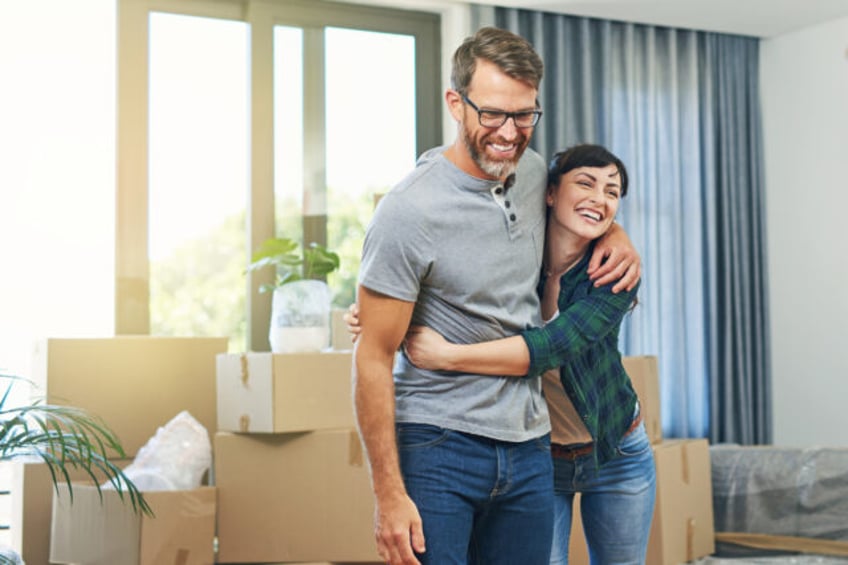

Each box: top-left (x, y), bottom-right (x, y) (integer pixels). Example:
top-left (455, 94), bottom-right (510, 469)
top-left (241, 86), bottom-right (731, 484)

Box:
top-left (381, 148), bottom-right (452, 207)
top-left (521, 147), bottom-right (546, 166)
top-left (416, 145), bottom-right (447, 167)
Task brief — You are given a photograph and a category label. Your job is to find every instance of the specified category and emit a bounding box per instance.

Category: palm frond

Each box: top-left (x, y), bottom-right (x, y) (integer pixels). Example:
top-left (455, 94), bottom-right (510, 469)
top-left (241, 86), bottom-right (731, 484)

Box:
top-left (0, 374), bottom-right (152, 516)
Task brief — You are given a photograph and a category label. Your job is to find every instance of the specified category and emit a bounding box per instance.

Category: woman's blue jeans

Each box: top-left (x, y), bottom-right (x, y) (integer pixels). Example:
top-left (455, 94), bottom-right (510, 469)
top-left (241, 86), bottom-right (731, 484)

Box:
top-left (549, 422), bottom-right (656, 565)
top-left (397, 423), bottom-right (554, 565)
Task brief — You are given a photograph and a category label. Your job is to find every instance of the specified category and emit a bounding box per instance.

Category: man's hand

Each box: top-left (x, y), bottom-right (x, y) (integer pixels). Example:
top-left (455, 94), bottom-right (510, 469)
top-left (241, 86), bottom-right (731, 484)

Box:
top-left (374, 492), bottom-right (426, 564)
top-left (588, 222), bottom-right (641, 293)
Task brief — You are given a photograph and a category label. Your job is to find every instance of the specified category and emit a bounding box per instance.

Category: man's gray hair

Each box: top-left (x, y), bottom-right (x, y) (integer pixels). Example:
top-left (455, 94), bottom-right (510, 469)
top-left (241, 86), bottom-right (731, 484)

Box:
top-left (450, 27), bottom-right (544, 95)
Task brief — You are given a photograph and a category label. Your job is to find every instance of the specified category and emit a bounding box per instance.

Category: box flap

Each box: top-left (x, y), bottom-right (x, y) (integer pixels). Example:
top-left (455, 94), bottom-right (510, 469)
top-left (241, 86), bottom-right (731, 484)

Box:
top-left (50, 484), bottom-right (141, 565)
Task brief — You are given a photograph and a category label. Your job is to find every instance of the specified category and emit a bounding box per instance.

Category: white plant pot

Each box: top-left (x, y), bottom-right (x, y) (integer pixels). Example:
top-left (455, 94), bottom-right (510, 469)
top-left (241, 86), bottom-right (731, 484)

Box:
top-left (268, 280), bottom-right (332, 354)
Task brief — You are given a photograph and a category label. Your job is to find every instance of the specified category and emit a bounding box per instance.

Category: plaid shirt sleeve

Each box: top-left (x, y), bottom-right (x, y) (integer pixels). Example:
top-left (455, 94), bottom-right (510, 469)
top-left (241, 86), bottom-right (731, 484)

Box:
top-left (520, 279), bottom-right (640, 378)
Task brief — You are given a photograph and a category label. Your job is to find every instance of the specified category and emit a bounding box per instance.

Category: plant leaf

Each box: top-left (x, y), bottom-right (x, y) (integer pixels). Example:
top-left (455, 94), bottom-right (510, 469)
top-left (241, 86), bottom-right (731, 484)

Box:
top-left (0, 373), bottom-right (152, 516)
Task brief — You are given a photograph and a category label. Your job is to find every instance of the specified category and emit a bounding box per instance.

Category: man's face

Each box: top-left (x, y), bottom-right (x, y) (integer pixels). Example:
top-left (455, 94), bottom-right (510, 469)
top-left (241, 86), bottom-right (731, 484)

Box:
top-left (458, 60), bottom-right (538, 180)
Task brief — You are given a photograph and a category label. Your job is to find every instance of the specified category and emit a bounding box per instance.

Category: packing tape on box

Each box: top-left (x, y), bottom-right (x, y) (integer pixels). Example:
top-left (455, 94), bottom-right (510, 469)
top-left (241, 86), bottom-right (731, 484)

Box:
top-left (240, 354), bottom-right (249, 385)
top-left (349, 430), bottom-right (364, 467)
top-left (174, 548), bottom-right (189, 565)
top-left (686, 518), bottom-right (696, 562)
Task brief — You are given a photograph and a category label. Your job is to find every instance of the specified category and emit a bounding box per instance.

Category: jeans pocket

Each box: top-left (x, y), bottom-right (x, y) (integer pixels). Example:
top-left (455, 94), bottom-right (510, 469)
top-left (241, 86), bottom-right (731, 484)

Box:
top-left (615, 423), bottom-right (651, 457)
top-left (396, 423), bottom-right (450, 450)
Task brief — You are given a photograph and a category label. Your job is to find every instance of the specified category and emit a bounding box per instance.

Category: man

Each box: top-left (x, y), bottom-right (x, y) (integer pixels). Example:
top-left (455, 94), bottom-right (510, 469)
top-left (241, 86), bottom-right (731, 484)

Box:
top-left (353, 27), bottom-right (640, 565)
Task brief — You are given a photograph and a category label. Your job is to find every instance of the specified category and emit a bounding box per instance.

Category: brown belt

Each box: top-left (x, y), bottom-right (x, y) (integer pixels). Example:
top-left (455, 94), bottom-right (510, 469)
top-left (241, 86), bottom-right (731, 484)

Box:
top-left (550, 411), bottom-right (643, 460)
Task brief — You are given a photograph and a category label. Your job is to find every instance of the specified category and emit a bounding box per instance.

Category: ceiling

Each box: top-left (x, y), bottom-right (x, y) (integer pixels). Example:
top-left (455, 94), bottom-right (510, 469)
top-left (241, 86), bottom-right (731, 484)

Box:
top-left (471, 0), bottom-right (848, 38)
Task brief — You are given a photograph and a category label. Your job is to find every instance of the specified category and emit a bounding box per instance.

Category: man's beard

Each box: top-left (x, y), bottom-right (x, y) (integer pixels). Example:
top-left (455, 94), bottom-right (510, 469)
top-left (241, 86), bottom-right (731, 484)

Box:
top-left (461, 123), bottom-right (527, 180)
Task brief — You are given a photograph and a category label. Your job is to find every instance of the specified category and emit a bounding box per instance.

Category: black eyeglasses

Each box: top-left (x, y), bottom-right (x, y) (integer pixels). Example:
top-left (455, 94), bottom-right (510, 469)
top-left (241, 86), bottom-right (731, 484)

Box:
top-left (461, 94), bottom-right (542, 128)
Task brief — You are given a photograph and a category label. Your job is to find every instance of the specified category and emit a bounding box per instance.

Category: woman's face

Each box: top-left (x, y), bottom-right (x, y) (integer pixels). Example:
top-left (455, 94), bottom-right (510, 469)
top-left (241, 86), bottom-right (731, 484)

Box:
top-left (547, 164), bottom-right (622, 243)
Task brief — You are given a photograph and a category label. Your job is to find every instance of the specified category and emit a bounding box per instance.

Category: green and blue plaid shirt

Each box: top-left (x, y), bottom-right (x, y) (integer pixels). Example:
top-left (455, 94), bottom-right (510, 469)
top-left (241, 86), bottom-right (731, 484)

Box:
top-left (521, 240), bottom-right (640, 466)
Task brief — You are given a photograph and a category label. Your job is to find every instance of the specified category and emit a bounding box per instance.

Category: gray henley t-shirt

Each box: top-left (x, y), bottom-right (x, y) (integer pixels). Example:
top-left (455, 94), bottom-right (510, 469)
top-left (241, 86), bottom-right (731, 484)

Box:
top-left (358, 146), bottom-right (551, 442)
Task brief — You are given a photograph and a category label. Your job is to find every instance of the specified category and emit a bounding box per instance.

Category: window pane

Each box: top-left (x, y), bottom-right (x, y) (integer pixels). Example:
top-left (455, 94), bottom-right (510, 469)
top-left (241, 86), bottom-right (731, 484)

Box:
top-left (324, 28), bottom-right (417, 307)
top-left (273, 26), bottom-right (305, 244)
top-left (148, 13), bottom-right (248, 350)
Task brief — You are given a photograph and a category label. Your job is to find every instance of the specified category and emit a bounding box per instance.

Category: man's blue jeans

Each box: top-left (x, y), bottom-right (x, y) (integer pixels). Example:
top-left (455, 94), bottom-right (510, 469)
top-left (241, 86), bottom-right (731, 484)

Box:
top-left (549, 423), bottom-right (656, 565)
top-left (397, 423), bottom-right (554, 565)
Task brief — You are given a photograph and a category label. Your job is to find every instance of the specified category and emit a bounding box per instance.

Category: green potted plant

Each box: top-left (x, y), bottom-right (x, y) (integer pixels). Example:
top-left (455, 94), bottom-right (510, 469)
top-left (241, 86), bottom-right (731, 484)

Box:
top-left (0, 374), bottom-right (151, 564)
top-left (247, 237), bottom-right (340, 353)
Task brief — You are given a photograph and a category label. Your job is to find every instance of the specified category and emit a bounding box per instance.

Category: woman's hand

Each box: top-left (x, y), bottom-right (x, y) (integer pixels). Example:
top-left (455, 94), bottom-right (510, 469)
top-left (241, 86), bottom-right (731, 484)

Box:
top-left (403, 325), bottom-right (451, 370)
top-left (346, 303), bottom-right (452, 370)
top-left (343, 303), bottom-right (362, 343)
top-left (588, 223), bottom-right (641, 293)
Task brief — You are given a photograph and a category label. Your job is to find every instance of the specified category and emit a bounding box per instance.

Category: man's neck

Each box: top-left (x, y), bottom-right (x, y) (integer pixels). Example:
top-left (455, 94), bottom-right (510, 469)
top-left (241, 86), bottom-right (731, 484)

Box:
top-left (443, 142), bottom-right (504, 182)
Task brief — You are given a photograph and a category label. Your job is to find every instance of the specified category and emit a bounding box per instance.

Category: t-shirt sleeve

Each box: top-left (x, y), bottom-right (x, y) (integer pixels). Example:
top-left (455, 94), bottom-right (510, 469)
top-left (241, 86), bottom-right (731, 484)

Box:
top-left (358, 191), bottom-right (431, 302)
top-left (521, 279), bottom-right (640, 378)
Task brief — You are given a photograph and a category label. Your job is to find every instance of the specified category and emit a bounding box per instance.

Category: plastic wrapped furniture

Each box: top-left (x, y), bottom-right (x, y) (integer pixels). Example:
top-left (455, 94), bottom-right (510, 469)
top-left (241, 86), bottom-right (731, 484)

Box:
top-left (710, 444), bottom-right (848, 559)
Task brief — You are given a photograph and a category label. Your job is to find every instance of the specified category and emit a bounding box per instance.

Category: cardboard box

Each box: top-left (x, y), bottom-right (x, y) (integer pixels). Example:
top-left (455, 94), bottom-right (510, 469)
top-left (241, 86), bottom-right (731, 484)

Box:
top-left (648, 439), bottom-right (715, 564)
top-left (568, 439), bottom-right (714, 565)
top-left (216, 351), bottom-right (354, 433)
top-left (50, 484), bottom-right (216, 565)
top-left (214, 430), bottom-right (380, 563)
top-left (31, 337), bottom-right (226, 457)
top-left (1, 459), bottom-right (130, 565)
top-left (623, 355), bottom-right (663, 444)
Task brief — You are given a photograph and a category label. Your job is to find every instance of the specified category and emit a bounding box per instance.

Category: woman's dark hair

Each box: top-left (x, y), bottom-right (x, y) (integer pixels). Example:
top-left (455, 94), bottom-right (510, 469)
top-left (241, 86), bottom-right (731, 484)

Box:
top-left (548, 144), bottom-right (629, 197)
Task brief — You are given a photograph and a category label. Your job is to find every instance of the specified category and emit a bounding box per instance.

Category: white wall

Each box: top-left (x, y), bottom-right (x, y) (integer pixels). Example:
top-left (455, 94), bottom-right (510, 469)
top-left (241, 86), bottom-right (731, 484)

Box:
top-left (760, 17), bottom-right (848, 447)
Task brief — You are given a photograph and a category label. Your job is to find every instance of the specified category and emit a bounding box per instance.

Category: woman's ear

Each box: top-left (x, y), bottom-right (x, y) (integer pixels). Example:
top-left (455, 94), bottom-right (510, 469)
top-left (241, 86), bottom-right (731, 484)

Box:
top-left (546, 184), bottom-right (556, 206)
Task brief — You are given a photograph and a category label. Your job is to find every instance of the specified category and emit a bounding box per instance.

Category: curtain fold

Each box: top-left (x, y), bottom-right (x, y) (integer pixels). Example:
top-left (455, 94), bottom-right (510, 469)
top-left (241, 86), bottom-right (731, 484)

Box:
top-left (478, 6), bottom-right (771, 443)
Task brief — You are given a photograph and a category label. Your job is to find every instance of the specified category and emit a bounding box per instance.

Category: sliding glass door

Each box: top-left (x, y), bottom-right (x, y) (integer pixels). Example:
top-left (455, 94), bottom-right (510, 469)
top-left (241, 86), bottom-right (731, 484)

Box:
top-left (117, 0), bottom-right (440, 351)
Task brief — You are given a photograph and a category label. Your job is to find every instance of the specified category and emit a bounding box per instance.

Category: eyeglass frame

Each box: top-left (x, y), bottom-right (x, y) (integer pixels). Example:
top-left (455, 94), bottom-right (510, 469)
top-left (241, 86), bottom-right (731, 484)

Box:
top-left (460, 93), bottom-right (542, 129)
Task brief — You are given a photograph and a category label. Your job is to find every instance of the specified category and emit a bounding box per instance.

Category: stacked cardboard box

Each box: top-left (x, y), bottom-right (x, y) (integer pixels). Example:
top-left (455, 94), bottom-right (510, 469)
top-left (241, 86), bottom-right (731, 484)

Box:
top-left (214, 429), bottom-right (378, 563)
top-left (214, 350), bottom-right (382, 563)
top-left (568, 356), bottom-right (716, 565)
top-left (16, 336), bottom-right (226, 565)
top-left (216, 351), bottom-right (355, 433)
top-left (31, 336), bottom-right (224, 457)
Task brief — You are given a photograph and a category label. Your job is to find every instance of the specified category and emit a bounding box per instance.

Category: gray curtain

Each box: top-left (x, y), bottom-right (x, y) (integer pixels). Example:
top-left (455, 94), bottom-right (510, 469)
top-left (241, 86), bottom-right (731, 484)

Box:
top-left (474, 6), bottom-right (771, 444)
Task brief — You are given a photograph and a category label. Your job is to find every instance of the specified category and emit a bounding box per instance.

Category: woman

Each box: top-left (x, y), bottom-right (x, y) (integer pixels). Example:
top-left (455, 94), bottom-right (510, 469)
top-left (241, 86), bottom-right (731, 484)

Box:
top-left (353, 144), bottom-right (655, 564)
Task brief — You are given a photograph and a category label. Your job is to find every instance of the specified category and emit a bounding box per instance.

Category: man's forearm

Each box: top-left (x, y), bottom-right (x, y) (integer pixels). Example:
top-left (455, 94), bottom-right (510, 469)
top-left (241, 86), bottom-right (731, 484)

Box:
top-left (354, 354), bottom-right (406, 499)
